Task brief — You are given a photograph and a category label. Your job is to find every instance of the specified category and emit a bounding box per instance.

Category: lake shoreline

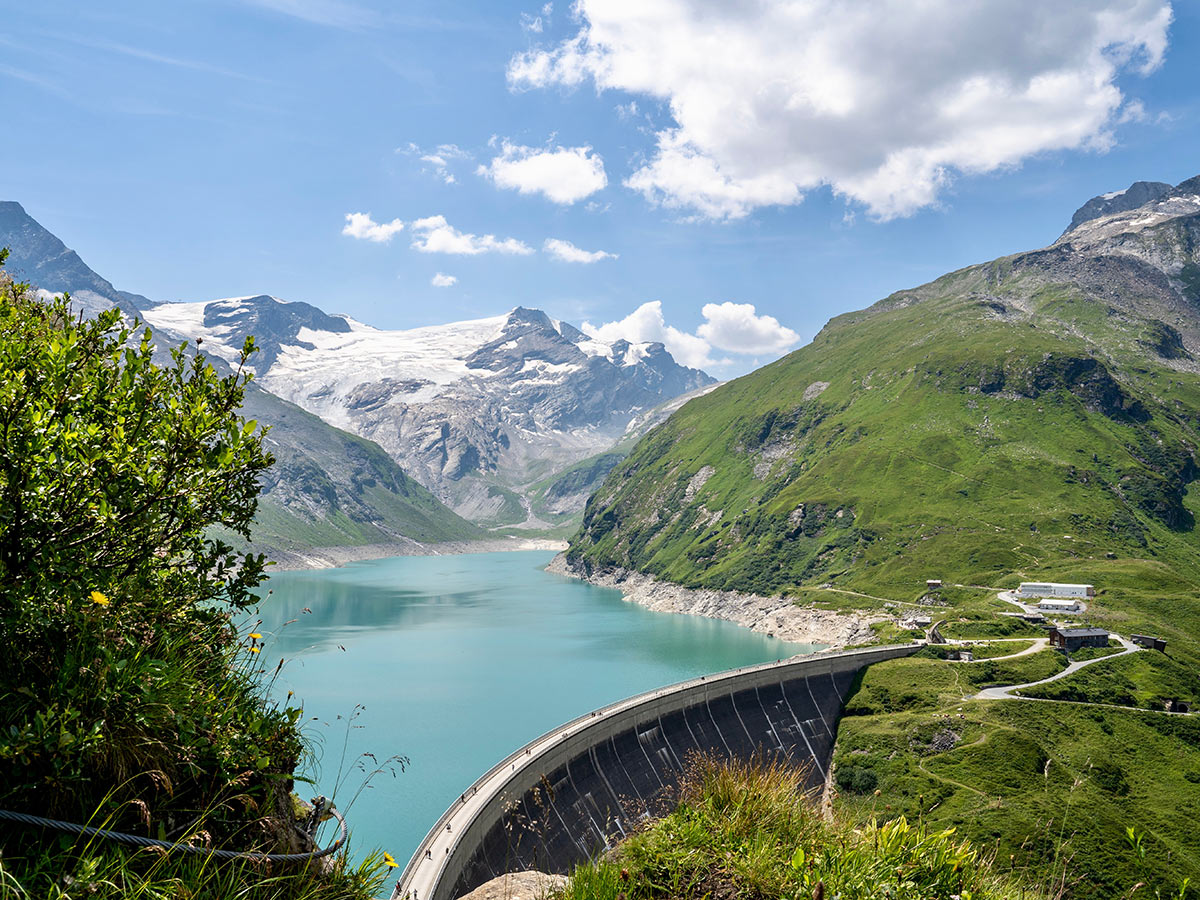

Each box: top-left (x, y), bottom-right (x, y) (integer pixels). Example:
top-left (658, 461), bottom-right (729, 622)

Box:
top-left (266, 537), bottom-right (569, 570)
top-left (546, 553), bottom-right (879, 650)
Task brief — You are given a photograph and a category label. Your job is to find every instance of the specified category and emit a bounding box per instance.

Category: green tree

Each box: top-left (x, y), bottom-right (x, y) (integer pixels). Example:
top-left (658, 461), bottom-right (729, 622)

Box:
top-left (0, 252), bottom-right (270, 610)
top-left (0, 250), bottom-right (291, 827)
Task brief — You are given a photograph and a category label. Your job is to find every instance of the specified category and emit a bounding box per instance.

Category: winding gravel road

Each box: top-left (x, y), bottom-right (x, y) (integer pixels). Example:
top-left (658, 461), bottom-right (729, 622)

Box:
top-left (975, 635), bottom-right (1140, 700)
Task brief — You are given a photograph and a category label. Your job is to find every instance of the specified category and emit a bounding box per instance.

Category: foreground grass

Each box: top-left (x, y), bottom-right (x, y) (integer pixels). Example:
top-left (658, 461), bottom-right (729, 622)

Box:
top-left (559, 756), bottom-right (1039, 900)
top-left (0, 841), bottom-right (390, 900)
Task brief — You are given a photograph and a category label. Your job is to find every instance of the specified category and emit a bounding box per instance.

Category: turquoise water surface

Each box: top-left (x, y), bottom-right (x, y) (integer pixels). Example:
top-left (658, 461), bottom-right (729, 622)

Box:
top-left (254, 551), bottom-right (817, 868)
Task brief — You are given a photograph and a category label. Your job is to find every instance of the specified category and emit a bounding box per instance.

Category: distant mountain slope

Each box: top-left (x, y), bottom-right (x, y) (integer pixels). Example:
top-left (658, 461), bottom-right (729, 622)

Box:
top-left (0, 201), bottom-right (480, 557)
top-left (0, 201), bottom-right (153, 317)
top-left (141, 297), bottom-right (714, 523)
top-left (566, 175), bottom-right (1200, 597)
top-left (238, 384), bottom-right (482, 558)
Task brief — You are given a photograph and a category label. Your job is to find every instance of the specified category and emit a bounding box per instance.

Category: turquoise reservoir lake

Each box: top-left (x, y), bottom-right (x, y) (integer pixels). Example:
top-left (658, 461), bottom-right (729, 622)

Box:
top-left (256, 551), bottom-right (816, 867)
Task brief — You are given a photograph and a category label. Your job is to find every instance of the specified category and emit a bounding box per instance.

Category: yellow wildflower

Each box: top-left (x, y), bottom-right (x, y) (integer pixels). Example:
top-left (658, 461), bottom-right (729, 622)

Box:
top-left (249, 646), bottom-right (261, 654)
top-left (383, 852), bottom-right (398, 868)
top-left (249, 633), bottom-right (262, 640)
top-left (90, 591), bottom-right (110, 607)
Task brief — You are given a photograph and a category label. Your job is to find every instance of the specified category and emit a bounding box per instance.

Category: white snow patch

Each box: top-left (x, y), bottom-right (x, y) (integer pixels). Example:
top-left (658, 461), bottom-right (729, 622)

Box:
top-left (622, 343), bottom-right (650, 366)
top-left (576, 339), bottom-right (613, 359)
top-left (1101, 188), bottom-right (1129, 200)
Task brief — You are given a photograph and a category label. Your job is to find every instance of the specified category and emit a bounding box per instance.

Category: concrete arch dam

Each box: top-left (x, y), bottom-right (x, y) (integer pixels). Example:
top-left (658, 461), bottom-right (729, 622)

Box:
top-left (397, 644), bottom-right (918, 900)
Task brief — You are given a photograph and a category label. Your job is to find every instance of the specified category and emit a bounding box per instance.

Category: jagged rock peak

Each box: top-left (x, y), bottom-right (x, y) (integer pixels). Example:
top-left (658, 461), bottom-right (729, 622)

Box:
top-left (1062, 180), bottom-right (1173, 235)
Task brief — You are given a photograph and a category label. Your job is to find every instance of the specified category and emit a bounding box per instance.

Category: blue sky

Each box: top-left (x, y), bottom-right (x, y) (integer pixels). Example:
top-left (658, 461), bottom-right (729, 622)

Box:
top-left (2, 0), bottom-right (1198, 376)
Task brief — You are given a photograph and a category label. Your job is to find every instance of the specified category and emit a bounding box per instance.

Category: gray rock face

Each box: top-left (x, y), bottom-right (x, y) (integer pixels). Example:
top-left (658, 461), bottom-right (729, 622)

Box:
top-left (1062, 180), bottom-right (1173, 235)
top-left (138, 297), bottom-right (714, 524)
top-left (0, 201), bottom-right (153, 318)
top-left (198, 294), bottom-right (352, 369)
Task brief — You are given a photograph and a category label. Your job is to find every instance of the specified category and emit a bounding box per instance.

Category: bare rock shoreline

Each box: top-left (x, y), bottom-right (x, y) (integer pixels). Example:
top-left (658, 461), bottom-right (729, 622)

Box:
top-left (546, 554), bottom-right (878, 649)
top-left (267, 537), bottom-right (568, 570)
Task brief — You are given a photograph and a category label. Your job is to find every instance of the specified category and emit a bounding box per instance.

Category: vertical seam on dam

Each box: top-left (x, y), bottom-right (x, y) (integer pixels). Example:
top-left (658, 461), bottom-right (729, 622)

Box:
top-left (395, 644), bottom-right (920, 900)
top-left (780, 682), bottom-right (823, 779)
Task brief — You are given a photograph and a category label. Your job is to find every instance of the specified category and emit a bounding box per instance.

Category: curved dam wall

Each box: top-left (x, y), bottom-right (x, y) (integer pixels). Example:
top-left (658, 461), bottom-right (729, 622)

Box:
top-left (397, 644), bottom-right (918, 900)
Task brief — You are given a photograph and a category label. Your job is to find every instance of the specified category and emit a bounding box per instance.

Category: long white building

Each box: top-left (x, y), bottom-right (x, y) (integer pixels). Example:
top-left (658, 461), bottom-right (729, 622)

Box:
top-left (1017, 582), bottom-right (1094, 600)
top-left (1036, 598), bottom-right (1082, 613)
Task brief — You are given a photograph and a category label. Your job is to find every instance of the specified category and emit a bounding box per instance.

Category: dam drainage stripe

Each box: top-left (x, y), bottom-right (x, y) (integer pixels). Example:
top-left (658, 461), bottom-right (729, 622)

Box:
top-left (805, 675), bottom-right (835, 737)
top-left (518, 793), bottom-right (557, 873)
top-left (703, 696), bottom-right (735, 758)
top-left (680, 704), bottom-right (704, 761)
top-left (753, 685), bottom-right (787, 753)
top-left (586, 745), bottom-right (626, 840)
top-left (657, 714), bottom-right (686, 771)
top-left (545, 772), bottom-right (592, 860)
top-left (633, 723), bottom-right (667, 790)
top-left (609, 733), bottom-right (649, 809)
top-left (565, 756), bottom-right (609, 853)
top-left (779, 679), bottom-right (824, 780)
top-left (728, 690), bottom-right (759, 751)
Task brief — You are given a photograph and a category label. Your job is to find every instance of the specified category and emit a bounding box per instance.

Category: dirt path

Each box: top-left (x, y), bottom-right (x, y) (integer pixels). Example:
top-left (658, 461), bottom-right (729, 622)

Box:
top-left (947, 638), bottom-right (1048, 663)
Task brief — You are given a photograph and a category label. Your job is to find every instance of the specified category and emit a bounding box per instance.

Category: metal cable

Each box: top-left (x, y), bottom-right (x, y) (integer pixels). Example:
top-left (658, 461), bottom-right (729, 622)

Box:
top-left (0, 806), bottom-right (347, 862)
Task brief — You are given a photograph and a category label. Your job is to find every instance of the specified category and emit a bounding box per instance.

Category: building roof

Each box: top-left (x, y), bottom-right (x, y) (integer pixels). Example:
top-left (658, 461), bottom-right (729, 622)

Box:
top-left (1055, 627), bottom-right (1109, 638)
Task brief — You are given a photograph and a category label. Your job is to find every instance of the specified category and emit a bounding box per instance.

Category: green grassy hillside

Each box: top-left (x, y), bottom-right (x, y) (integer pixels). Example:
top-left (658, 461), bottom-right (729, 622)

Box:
top-left (236, 384), bottom-right (484, 555)
top-left (565, 180), bottom-right (1200, 897)
top-left (569, 262), bottom-right (1200, 598)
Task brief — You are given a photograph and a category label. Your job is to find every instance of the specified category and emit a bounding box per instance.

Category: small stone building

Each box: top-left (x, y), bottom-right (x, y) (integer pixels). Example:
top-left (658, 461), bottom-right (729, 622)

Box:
top-left (1049, 627), bottom-right (1109, 651)
top-left (1131, 634), bottom-right (1167, 652)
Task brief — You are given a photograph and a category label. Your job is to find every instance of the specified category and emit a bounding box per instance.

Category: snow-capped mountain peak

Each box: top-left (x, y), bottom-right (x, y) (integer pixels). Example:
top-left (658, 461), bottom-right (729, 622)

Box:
top-left (142, 295), bottom-right (713, 520)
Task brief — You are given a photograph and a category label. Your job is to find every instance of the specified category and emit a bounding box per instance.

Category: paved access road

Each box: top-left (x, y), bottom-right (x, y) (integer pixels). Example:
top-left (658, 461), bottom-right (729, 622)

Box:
top-left (975, 635), bottom-right (1139, 700)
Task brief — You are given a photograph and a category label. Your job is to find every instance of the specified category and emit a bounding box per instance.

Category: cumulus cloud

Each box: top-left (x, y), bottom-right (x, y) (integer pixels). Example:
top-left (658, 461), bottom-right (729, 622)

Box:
top-left (544, 238), bottom-right (617, 263)
top-left (580, 300), bottom-right (798, 370)
top-left (342, 212), bottom-right (404, 242)
top-left (697, 302), bottom-right (799, 354)
top-left (410, 215), bottom-right (534, 255)
top-left (431, 272), bottom-right (457, 287)
top-left (583, 301), bottom-right (714, 369)
top-left (509, 0), bottom-right (1173, 220)
top-left (479, 140), bottom-right (607, 204)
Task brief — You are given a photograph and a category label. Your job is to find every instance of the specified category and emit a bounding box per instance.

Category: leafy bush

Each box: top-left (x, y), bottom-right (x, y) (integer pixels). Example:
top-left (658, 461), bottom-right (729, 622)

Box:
top-left (0, 258), bottom-right (383, 896)
top-left (836, 764), bottom-right (879, 794)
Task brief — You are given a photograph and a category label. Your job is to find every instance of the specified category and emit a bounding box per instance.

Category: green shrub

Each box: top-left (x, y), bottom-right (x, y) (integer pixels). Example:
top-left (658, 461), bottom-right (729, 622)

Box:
top-left (0, 258), bottom-right (384, 897)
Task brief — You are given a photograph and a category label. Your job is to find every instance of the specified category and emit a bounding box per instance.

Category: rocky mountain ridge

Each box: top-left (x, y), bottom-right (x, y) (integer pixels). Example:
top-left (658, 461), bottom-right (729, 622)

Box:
top-left (140, 296), bottom-right (714, 524)
top-left (0, 202), bottom-right (482, 558)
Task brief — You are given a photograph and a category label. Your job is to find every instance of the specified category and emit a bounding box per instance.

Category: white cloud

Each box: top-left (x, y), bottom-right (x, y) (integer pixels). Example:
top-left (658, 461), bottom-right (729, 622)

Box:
top-left (583, 301), bottom-right (713, 369)
top-left (402, 142), bottom-right (470, 184)
top-left (342, 212), bottom-right (404, 242)
top-left (431, 272), bottom-right (457, 287)
top-left (509, 0), bottom-right (1173, 220)
top-left (543, 238), bottom-right (617, 263)
top-left (410, 215), bottom-right (534, 255)
top-left (583, 300), bottom-right (799, 369)
top-left (521, 12), bottom-right (543, 33)
top-left (478, 140), bottom-right (607, 204)
top-left (697, 302), bottom-right (799, 354)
